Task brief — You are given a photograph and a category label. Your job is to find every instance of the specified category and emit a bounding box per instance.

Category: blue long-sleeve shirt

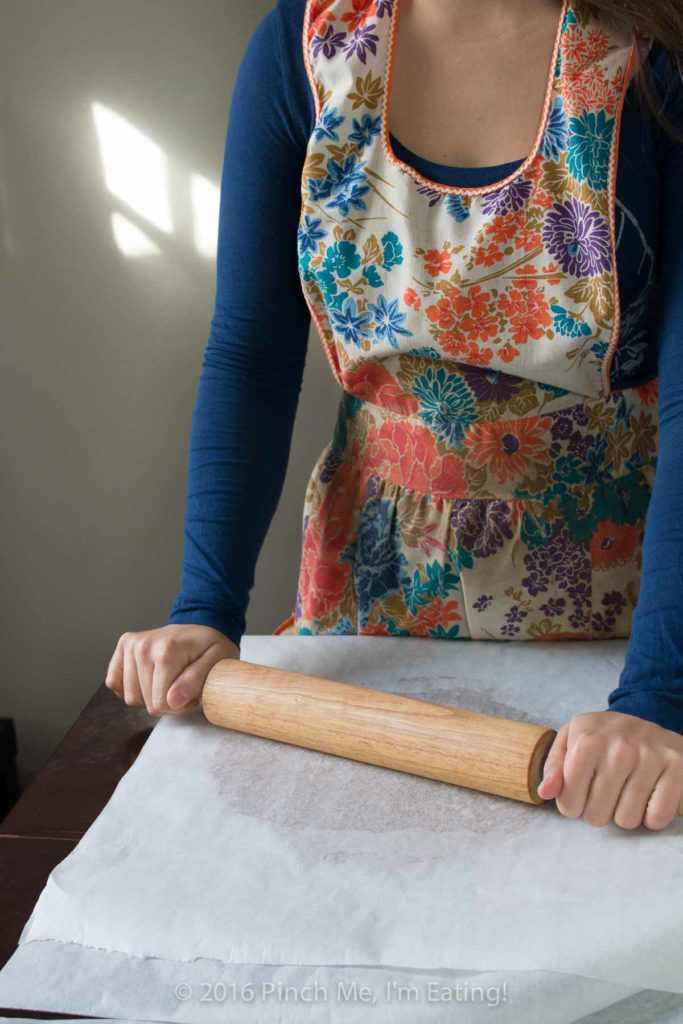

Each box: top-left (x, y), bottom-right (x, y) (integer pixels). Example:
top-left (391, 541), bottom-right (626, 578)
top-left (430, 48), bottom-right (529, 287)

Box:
top-left (168, 0), bottom-right (683, 734)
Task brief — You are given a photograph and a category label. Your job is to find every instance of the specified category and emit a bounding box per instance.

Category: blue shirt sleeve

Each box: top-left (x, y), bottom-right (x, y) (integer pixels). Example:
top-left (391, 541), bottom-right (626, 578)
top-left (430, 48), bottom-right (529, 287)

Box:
top-left (607, 49), bottom-right (683, 734)
top-left (167, 0), bottom-right (313, 647)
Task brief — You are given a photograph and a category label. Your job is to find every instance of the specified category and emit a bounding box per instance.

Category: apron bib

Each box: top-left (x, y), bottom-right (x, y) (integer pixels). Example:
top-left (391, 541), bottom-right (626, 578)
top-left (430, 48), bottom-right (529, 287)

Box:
top-left (281, 0), bottom-right (659, 639)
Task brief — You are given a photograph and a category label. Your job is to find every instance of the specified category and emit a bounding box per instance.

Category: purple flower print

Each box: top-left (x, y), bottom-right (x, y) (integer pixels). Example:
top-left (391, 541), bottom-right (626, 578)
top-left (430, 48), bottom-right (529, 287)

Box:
top-left (542, 197), bottom-right (610, 277)
top-left (320, 449), bottom-right (343, 483)
top-left (540, 596), bottom-right (566, 617)
top-left (550, 415), bottom-right (574, 441)
top-left (481, 178), bottom-right (533, 216)
top-left (592, 593), bottom-right (625, 634)
top-left (311, 25), bottom-right (346, 60)
top-left (473, 594), bottom-right (493, 612)
top-left (451, 500), bottom-right (514, 559)
top-left (461, 366), bottom-right (521, 403)
top-left (343, 24), bottom-right (379, 63)
top-left (521, 520), bottom-right (591, 627)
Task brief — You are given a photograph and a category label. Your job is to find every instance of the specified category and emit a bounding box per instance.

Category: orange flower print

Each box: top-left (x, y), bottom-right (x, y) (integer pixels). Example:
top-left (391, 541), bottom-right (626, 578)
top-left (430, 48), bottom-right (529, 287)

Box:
top-left (308, 0), bottom-right (336, 40)
top-left (410, 595), bottom-right (462, 633)
top-left (498, 283), bottom-right (552, 348)
top-left (485, 210), bottom-right (524, 244)
top-left (464, 416), bottom-right (552, 485)
top-left (341, 0), bottom-right (376, 32)
top-left (459, 284), bottom-right (499, 342)
top-left (425, 284), bottom-right (498, 344)
top-left (518, 226), bottom-right (542, 252)
top-left (562, 26), bottom-right (589, 75)
top-left (474, 241), bottom-right (503, 267)
top-left (315, 440), bottom-right (361, 554)
top-left (542, 261), bottom-right (562, 285)
top-left (404, 286), bottom-right (422, 311)
top-left (564, 65), bottom-right (618, 118)
top-left (498, 342), bottom-right (520, 363)
top-left (536, 191), bottom-right (555, 210)
top-left (364, 421), bottom-right (466, 497)
top-left (441, 334), bottom-right (495, 366)
top-left (584, 27), bottom-right (610, 63)
top-left (424, 248), bottom-right (452, 277)
top-left (515, 263), bottom-right (538, 278)
top-left (299, 540), bottom-right (349, 621)
top-left (344, 360), bottom-right (419, 415)
top-left (591, 520), bottom-right (641, 571)
top-left (636, 379), bottom-right (658, 405)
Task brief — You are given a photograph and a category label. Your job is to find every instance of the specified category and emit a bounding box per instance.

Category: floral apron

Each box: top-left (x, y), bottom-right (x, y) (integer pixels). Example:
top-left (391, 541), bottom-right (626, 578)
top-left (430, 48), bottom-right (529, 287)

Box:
top-left (275, 0), bottom-right (659, 640)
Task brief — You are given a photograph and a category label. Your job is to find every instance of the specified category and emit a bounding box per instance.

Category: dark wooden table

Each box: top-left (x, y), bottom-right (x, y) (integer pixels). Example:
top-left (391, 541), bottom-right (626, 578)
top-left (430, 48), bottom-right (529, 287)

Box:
top-left (0, 684), bottom-right (154, 1019)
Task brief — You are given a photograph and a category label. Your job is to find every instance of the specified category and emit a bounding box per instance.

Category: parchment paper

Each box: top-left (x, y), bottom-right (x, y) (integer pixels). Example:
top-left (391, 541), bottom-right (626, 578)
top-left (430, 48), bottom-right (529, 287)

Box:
top-left (0, 636), bottom-right (682, 1022)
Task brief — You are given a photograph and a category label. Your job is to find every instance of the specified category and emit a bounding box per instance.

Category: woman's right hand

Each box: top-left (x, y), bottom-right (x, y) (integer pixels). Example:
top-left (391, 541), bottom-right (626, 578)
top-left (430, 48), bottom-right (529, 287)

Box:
top-left (105, 624), bottom-right (239, 716)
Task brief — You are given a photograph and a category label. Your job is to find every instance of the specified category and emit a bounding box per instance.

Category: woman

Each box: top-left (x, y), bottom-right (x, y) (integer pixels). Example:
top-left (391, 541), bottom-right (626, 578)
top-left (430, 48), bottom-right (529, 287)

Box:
top-left (106, 0), bottom-right (683, 829)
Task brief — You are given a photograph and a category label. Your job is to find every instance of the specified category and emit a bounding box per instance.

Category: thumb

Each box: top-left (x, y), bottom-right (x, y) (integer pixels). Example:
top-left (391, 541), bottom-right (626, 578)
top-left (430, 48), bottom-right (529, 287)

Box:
top-left (167, 648), bottom-right (219, 709)
top-left (536, 722), bottom-right (569, 801)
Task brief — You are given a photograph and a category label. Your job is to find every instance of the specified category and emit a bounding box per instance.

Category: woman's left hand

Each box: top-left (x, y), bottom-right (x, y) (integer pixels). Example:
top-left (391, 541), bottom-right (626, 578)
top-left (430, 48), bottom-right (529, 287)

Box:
top-left (537, 711), bottom-right (683, 830)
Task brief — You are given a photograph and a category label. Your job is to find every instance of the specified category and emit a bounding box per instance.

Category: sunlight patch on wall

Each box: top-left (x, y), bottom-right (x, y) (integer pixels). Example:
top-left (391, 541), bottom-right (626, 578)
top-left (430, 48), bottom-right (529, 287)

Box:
top-left (92, 102), bottom-right (173, 236)
top-left (111, 213), bottom-right (162, 257)
top-left (190, 173), bottom-right (219, 258)
top-left (93, 101), bottom-right (220, 259)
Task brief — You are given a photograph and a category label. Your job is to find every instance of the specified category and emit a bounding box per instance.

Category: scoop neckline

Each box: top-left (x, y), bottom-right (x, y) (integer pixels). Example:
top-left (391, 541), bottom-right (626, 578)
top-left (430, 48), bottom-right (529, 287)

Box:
top-left (388, 130), bottom-right (525, 188)
top-left (380, 0), bottom-right (569, 197)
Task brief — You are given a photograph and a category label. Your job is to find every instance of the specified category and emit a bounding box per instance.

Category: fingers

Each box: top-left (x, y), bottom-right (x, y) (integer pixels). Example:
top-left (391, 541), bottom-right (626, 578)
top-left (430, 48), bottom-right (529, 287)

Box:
top-left (644, 768), bottom-right (683, 832)
top-left (134, 639), bottom-right (158, 716)
top-left (122, 638), bottom-right (145, 708)
top-left (104, 626), bottom-right (235, 717)
top-left (582, 741), bottom-right (639, 828)
top-left (555, 729), bottom-right (599, 820)
top-left (546, 712), bottom-right (683, 831)
top-left (536, 723), bottom-right (568, 801)
top-left (610, 757), bottom-right (660, 830)
top-left (166, 646), bottom-right (222, 709)
top-left (150, 638), bottom-right (189, 715)
top-left (105, 634), bottom-right (126, 696)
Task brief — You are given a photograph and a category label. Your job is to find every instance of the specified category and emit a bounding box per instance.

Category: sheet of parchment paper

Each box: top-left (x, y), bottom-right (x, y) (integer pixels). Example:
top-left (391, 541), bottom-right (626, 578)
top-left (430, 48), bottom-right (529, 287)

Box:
top-left (0, 636), bottom-right (682, 1023)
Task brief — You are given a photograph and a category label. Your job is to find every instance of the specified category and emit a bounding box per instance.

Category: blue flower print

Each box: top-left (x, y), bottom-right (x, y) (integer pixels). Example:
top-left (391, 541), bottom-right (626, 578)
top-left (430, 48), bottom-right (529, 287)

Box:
top-left (362, 264), bottom-right (383, 288)
top-left (342, 497), bottom-right (408, 625)
top-left (348, 113), bottom-right (381, 149)
top-left (308, 153), bottom-right (369, 215)
top-left (567, 110), bottom-right (614, 191)
top-left (329, 296), bottom-right (373, 346)
top-left (298, 214), bottom-right (328, 255)
top-left (445, 194), bottom-right (470, 222)
top-left (317, 272), bottom-right (344, 307)
top-left (541, 95), bottom-right (569, 161)
top-left (323, 239), bottom-right (361, 277)
top-left (367, 294), bottom-right (412, 348)
top-left (411, 366), bottom-right (477, 446)
top-left (313, 104), bottom-right (345, 143)
top-left (381, 230), bottom-right (403, 269)
top-left (326, 153), bottom-right (370, 216)
top-left (551, 303), bottom-right (592, 338)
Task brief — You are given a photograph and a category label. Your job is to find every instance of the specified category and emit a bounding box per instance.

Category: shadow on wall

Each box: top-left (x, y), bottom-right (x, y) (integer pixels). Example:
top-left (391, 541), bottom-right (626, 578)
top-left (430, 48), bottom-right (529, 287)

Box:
top-left (0, 0), bottom-right (337, 785)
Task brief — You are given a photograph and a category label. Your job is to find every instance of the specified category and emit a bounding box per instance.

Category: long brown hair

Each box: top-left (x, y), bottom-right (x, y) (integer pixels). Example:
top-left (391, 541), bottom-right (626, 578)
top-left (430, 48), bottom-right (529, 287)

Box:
top-left (576, 0), bottom-right (683, 140)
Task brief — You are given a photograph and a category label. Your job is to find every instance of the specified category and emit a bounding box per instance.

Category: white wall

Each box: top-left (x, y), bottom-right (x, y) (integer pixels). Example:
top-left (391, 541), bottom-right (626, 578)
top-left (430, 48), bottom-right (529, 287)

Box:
top-left (0, 0), bottom-right (337, 783)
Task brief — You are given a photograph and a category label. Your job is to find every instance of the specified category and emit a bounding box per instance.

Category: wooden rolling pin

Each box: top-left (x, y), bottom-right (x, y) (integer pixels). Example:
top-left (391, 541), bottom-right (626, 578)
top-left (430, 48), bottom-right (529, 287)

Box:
top-left (202, 659), bottom-right (557, 805)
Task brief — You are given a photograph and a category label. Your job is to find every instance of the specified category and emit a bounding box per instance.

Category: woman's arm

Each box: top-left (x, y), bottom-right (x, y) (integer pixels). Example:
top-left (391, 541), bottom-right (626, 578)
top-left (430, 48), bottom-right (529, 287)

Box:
top-left (537, 50), bottom-right (683, 828)
top-left (606, 47), bottom-right (683, 736)
top-left (167, 0), bottom-right (313, 648)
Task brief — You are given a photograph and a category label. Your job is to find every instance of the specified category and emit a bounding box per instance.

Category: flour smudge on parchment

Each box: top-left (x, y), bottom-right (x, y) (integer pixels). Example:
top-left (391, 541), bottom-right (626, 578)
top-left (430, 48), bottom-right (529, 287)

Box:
top-left (208, 678), bottom-right (543, 837)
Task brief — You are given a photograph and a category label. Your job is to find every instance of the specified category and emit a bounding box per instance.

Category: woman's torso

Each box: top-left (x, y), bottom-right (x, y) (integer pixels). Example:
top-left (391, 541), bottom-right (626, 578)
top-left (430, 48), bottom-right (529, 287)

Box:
top-left (281, 0), bottom-right (664, 639)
